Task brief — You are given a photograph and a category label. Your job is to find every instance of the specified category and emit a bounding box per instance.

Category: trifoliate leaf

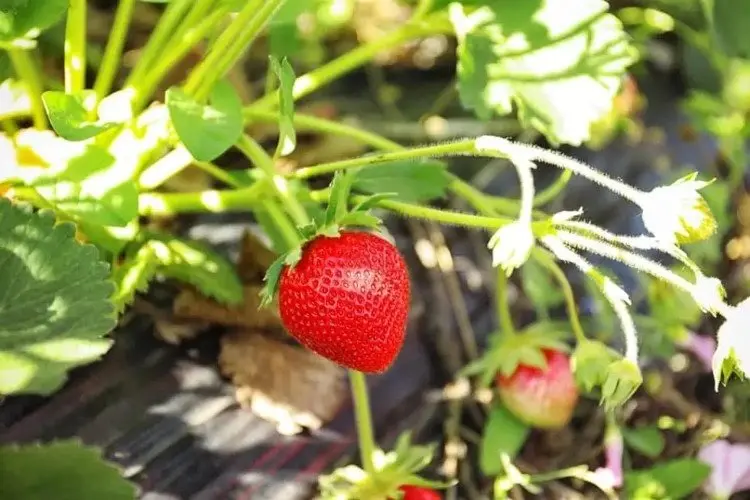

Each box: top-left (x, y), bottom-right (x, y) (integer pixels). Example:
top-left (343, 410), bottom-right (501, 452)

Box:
top-left (111, 243), bottom-right (160, 314)
top-left (166, 79), bottom-right (243, 162)
top-left (269, 56), bottom-right (297, 158)
top-left (450, 0), bottom-right (637, 146)
top-left (351, 159), bottom-right (451, 202)
top-left (41, 90), bottom-right (119, 141)
top-left (480, 404), bottom-right (530, 475)
top-left (146, 233), bottom-right (243, 306)
top-left (0, 440), bottom-right (136, 499)
top-left (624, 459), bottom-right (711, 500)
top-left (0, 0), bottom-right (68, 46)
top-left (0, 199), bottom-right (115, 395)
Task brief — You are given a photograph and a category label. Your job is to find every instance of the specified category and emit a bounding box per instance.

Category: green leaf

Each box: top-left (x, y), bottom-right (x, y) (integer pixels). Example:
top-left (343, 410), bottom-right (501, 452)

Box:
top-left (351, 160), bottom-right (451, 202)
top-left (325, 171), bottom-right (353, 226)
top-left (42, 91), bottom-right (119, 141)
top-left (260, 248), bottom-right (302, 307)
top-left (520, 257), bottom-right (565, 317)
top-left (337, 211), bottom-right (382, 229)
top-left (0, 0), bottom-right (68, 44)
top-left (111, 243), bottom-right (160, 314)
top-left (622, 425), bottom-right (666, 458)
top-left (351, 192), bottom-right (397, 213)
top-left (166, 79), bottom-right (243, 162)
top-left (269, 22), bottom-right (303, 58)
top-left (0, 440), bottom-right (136, 499)
top-left (624, 459), bottom-right (711, 500)
top-left (269, 56), bottom-right (297, 158)
top-left (29, 143), bottom-right (139, 227)
top-left (712, 0), bottom-right (750, 58)
top-left (570, 339), bottom-right (619, 393)
top-left (0, 199), bottom-right (115, 395)
top-left (146, 233), bottom-right (243, 306)
top-left (480, 404), bottom-right (530, 475)
top-left (450, 0), bottom-right (637, 146)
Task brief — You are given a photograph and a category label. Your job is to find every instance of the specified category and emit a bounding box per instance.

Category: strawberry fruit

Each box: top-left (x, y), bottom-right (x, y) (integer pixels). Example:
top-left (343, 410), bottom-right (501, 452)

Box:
top-left (496, 348), bottom-right (578, 429)
top-left (278, 230), bottom-right (411, 373)
top-left (398, 485), bottom-right (442, 500)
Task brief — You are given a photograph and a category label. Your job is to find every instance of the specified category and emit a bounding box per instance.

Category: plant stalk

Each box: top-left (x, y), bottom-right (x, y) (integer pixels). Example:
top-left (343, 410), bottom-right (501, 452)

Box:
top-left (349, 370), bottom-right (377, 475)
top-left (93, 0), bottom-right (136, 100)
top-left (65, 0), bottom-right (87, 93)
top-left (7, 49), bottom-right (46, 129)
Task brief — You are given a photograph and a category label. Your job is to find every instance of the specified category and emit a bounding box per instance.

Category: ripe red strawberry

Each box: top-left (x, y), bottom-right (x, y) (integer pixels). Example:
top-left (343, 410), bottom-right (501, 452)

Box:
top-left (397, 485), bottom-right (442, 500)
top-left (278, 230), bottom-right (410, 373)
top-left (496, 348), bottom-right (578, 429)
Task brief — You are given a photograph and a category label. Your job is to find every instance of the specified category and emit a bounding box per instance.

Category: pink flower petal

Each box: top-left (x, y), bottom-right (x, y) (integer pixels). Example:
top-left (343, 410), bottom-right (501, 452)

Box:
top-left (698, 440), bottom-right (750, 497)
top-left (680, 331), bottom-right (716, 372)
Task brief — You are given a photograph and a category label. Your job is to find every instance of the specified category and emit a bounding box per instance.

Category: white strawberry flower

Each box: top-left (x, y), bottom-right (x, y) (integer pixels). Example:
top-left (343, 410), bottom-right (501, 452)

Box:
top-left (691, 274), bottom-right (729, 317)
top-left (636, 173), bottom-right (716, 245)
top-left (488, 220), bottom-right (534, 276)
top-left (712, 297), bottom-right (750, 389)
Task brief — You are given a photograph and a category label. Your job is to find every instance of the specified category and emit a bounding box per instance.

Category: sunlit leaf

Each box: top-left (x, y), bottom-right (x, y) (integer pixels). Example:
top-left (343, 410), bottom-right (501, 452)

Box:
top-left (146, 232), bottom-right (244, 306)
top-left (0, 0), bottom-right (68, 45)
top-left (42, 90), bottom-right (119, 141)
top-left (166, 79), bottom-right (243, 162)
top-left (270, 56), bottom-right (297, 158)
top-left (451, 0), bottom-right (637, 145)
top-left (351, 160), bottom-right (451, 202)
top-left (0, 199), bottom-right (115, 395)
top-left (0, 440), bottom-right (136, 499)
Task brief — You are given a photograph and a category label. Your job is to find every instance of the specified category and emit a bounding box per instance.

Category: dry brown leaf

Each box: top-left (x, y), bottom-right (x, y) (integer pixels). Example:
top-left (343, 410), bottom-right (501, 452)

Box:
top-left (173, 285), bottom-right (280, 328)
top-left (237, 230), bottom-right (277, 284)
top-left (220, 332), bottom-right (347, 435)
top-left (154, 318), bottom-right (210, 345)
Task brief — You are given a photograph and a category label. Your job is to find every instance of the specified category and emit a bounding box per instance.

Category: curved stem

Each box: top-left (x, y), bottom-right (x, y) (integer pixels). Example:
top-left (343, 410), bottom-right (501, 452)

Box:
top-left (133, 9), bottom-right (227, 110)
top-left (247, 16), bottom-right (453, 110)
top-left (186, 0), bottom-right (284, 101)
top-left (236, 134), bottom-right (311, 226)
top-left (532, 248), bottom-right (587, 343)
top-left (125, 0), bottom-right (193, 88)
top-left (534, 169), bottom-right (572, 207)
top-left (139, 183), bottom-right (266, 216)
top-left (7, 49), bottom-right (46, 129)
top-left (93, 0), bottom-right (136, 100)
top-left (65, 0), bottom-right (87, 94)
top-left (349, 370), bottom-right (376, 475)
top-left (496, 268), bottom-right (516, 337)
top-left (244, 108), bottom-right (404, 151)
top-left (293, 139), bottom-right (477, 179)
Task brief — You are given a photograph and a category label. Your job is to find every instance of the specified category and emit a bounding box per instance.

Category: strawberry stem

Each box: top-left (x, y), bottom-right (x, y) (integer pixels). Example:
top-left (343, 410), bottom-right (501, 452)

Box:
top-left (496, 267), bottom-right (517, 337)
top-left (532, 249), bottom-right (587, 344)
top-left (349, 370), bottom-right (377, 475)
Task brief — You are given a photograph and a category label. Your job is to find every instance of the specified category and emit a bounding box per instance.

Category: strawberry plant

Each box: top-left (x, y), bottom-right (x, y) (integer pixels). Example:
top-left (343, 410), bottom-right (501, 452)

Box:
top-left (1, 0), bottom-right (750, 498)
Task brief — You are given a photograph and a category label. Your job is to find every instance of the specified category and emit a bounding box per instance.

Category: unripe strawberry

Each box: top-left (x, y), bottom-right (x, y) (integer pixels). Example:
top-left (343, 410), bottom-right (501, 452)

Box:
top-left (278, 230), bottom-right (410, 373)
top-left (496, 348), bottom-right (578, 429)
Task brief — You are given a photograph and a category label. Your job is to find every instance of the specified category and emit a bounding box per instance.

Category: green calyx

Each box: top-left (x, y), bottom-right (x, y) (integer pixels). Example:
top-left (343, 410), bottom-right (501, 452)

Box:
top-left (461, 321), bottom-right (571, 387)
top-left (258, 170), bottom-right (394, 307)
top-left (317, 433), bottom-right (453, 500)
